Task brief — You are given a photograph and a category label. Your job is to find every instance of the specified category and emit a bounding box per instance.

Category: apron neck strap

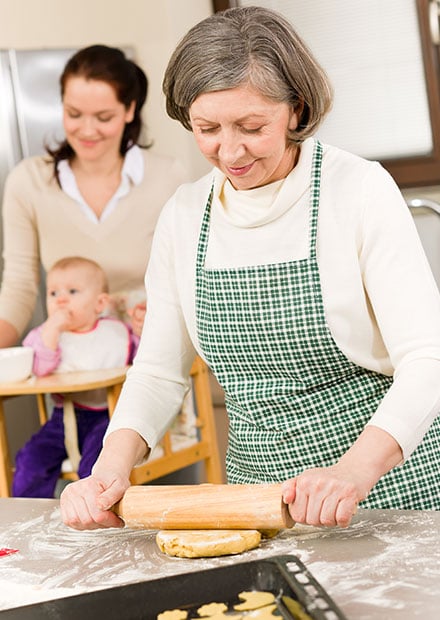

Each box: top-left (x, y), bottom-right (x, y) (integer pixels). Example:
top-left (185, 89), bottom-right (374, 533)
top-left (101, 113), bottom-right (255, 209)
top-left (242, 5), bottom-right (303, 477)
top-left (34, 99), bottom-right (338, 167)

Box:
top-left (308, 139), bottom-right (323, 260)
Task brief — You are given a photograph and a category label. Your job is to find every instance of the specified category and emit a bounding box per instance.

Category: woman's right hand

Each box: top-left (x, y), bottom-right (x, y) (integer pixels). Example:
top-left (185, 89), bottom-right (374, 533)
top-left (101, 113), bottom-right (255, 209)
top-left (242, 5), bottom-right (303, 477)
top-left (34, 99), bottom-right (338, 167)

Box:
top-left (60, 471), bottom-right (130, 531)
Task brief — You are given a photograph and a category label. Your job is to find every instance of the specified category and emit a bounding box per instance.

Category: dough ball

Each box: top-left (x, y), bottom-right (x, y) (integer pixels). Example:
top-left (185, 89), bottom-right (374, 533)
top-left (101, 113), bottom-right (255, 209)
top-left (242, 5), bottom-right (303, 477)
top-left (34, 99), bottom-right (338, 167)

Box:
top-left (156, 529), bottom-right (261, 558)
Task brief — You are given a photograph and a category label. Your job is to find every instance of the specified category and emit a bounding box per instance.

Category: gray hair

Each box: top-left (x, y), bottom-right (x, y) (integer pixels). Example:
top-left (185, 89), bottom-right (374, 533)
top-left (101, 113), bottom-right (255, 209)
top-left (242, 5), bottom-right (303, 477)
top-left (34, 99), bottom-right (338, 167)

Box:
top-left (162, 6), bottom-right (333, 143)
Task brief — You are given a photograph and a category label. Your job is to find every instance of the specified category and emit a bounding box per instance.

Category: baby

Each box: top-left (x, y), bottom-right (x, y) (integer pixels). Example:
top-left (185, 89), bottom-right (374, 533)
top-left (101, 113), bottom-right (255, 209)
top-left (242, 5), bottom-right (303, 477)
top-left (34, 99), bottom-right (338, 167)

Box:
top-left (13, 256), bottom-right (139, 498)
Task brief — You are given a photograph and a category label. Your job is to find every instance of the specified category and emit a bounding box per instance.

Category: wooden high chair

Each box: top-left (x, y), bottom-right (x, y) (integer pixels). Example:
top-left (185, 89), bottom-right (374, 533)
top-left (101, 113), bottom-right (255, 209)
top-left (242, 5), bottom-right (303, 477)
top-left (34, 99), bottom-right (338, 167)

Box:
top-left (0, 356), bottom-right (223, 497)
top-left (0, 367), bottom-right (127, 497)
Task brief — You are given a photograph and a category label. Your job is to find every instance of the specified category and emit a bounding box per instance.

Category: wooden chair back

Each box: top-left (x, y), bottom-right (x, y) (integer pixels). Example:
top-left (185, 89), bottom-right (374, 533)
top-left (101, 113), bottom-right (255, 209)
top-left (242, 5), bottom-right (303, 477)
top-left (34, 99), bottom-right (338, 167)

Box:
top-left (129, 356), bottom-right (223, 485)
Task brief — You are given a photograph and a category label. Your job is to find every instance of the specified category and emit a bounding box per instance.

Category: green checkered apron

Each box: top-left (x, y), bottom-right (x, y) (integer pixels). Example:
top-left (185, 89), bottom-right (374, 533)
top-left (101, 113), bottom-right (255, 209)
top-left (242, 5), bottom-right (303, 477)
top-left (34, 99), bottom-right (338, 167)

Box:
top-left (195, 141), bottom-right (440, 509)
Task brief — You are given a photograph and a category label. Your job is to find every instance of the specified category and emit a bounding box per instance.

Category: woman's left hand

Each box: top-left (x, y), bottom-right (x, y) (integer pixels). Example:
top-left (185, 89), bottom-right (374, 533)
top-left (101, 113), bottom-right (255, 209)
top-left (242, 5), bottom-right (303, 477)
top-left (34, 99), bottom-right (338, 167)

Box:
top-left (281, 426), bottom-right (403, 528)
top-left (281, 463), bottom-right (369, 528)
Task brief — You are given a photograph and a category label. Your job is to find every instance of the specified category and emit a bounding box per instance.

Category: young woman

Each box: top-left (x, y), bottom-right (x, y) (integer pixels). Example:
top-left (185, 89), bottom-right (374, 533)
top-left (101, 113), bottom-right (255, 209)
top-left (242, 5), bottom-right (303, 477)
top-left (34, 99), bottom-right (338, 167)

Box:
top-left (60, 8), bottom-right (440, 531)
top-left (0, 44), bottom-right (187, 346)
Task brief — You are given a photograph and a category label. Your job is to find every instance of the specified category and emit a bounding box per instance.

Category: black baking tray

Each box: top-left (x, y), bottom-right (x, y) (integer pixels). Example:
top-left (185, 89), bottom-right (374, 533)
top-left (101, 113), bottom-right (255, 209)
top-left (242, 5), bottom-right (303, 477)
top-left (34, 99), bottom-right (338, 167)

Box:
top-left (0, 555), bottom-right (347, 619)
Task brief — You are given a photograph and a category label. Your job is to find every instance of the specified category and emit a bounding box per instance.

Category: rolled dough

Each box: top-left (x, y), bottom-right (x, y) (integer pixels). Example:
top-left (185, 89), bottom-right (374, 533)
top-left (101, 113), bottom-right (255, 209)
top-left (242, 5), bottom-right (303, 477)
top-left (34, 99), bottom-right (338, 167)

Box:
top-left (156, 529), bottom-right (262, 558)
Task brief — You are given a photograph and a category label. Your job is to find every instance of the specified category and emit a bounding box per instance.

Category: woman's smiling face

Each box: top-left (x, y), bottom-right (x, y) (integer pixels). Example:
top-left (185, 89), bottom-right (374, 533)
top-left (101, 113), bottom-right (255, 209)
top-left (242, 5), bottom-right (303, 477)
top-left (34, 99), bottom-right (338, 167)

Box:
top-left (189, 84), bottom-right (300, 190)
top-left (62, 76), bottom-right (134, 163)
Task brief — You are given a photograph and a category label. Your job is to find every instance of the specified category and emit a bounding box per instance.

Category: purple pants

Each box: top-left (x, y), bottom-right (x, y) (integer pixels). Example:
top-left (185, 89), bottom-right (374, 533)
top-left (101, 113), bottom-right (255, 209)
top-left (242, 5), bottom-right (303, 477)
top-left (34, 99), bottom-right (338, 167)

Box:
top-left (12, 405), bottom-right (109, 498)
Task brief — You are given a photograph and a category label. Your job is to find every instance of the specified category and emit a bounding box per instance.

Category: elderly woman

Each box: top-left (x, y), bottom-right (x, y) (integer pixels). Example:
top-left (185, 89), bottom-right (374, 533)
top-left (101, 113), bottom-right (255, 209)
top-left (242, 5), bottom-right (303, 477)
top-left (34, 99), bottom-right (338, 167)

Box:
top-left (61, 6), bottom-right (440, 531)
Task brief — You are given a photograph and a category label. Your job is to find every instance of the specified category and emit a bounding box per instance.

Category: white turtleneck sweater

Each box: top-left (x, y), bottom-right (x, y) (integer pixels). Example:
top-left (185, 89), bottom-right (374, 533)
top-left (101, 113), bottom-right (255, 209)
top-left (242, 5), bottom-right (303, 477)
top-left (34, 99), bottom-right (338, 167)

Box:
top-left (107, 138), bottom-right (440, 461)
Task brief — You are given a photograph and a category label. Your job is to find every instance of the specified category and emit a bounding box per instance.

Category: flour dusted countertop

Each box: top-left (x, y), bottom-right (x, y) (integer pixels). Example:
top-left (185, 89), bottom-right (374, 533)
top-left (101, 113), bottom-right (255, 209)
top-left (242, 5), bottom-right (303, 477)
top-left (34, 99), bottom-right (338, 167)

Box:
top-left (0, 498), bottom-right (438, 618)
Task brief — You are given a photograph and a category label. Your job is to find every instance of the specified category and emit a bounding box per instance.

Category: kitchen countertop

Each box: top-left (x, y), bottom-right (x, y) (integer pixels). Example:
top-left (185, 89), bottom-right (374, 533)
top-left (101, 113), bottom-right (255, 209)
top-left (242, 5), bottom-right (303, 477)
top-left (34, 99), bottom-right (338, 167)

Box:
top-left (0, 498), bottom-right (439, 618)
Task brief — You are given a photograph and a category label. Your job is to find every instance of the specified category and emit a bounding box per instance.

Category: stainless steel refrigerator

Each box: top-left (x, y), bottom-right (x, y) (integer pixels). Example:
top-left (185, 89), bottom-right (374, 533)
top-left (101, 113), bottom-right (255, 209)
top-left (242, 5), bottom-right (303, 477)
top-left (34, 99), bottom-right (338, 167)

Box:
top-left (0, 48), bottom-right (76, 457)
top-left (0, 47), bottom-right (75, 301)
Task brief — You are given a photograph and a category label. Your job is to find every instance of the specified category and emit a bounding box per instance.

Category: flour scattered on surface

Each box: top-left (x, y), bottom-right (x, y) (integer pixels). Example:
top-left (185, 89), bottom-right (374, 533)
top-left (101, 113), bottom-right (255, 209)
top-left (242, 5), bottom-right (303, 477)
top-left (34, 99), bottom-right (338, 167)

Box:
top-left (1, 504), bottom-right (439, 620)
top-left (302, 512), bottom-right (440, 618)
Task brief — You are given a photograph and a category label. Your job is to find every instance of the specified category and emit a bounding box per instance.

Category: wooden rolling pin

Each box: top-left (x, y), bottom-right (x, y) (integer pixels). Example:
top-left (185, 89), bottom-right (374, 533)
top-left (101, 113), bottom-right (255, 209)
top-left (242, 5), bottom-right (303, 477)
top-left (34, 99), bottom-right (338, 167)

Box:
top-left (114, 483), bottom-right (294, 530)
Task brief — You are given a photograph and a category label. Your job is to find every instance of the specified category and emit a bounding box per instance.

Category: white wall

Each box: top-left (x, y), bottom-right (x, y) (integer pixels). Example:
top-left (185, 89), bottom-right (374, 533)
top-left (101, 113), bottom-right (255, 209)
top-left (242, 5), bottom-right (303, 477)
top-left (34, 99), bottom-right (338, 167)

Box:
top-left (0, 0), bottom-right (212, 179)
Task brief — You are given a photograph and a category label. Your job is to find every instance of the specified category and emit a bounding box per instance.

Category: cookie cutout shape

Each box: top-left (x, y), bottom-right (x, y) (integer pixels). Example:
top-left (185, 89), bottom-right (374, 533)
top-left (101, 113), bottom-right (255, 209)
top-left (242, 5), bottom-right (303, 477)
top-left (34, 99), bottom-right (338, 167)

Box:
top-left (157, 610), bottom-right (188, 620)
top-left (280, 596), bottom-right (314, 620)
top-left (234, 591), bottom-right (275, 611)
top-left (197, 602), bottom-right (228, 616)
top-left (156, 529), bottom-right (261, 558)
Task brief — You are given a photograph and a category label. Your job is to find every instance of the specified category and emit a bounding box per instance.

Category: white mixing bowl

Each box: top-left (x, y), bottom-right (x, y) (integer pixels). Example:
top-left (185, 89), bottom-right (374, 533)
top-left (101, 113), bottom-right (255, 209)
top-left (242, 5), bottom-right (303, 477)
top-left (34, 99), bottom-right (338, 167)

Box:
top-left (0, 346), bottom-right (34, 383)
